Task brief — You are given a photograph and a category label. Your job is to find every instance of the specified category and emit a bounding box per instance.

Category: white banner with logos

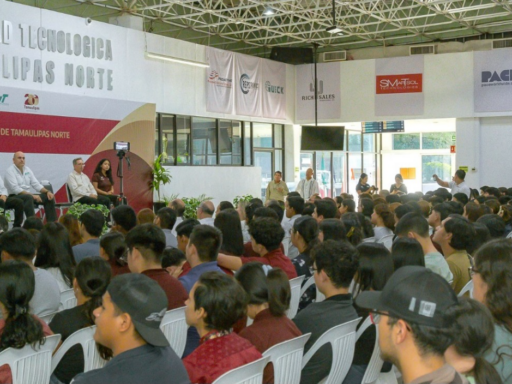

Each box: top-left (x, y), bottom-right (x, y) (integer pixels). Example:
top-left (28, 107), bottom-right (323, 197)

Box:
top-left (206, 47), bottom-right (234, 114)
top-left (474, 49), bottom-right (512, 112)
top-left (295, 62), bottom-right (341, 121)
top-left (261, 60), bottom-right (287, 120)
top-left (234, 54), bottom-right (262, 117)
top-left (375, 56), bottom-right (424, 116)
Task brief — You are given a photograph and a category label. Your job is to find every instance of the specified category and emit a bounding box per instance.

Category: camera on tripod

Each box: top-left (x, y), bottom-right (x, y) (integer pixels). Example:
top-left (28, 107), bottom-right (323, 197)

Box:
top-left (113, 142), bottom-right (131, 205)
top-left (114, 141), bottom-right (130, 158)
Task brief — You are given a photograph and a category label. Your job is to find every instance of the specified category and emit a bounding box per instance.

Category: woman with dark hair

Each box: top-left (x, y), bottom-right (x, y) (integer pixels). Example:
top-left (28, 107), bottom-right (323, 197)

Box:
top-left (391, 237), bottom-right (425, 270)
top-left (390, 173), bottom-right (407, 195)
top-left (58, 214), bottom-right (83, 247)
top-left (445, 297), bottom-right (503, 384)
top-left (215, 201), bottom-right (234, 216)
top-left (472, 239), bottom-right (512, 383)
top-left (0, 261), bottom-right (53, 383)
top-left (341, 213), bottom-right (364, 246)
top-left (214, 208), bottom-right (244, 256)
top-left (91, 158), bottom-right (117, 207)
top-left (99, 231), bottom-right (130, 277)
top-left (35, 222), bottom-right (76, 292)
top-left (50, 258), bottom-right (112, 384)
top-left (371, 203), bottom-right (395, 241)
top-left (359, 198), bottom-right (374, 220)
top-left (237, 200), bottom-right (251, 243)
top-left (356, 173), bottom-right (376, 196)
top-left (464, 202), bottom-right (484, 223)
top-left (319, 218), bottom-right (347, 242)
top-left (237, 263), bottom-right (302, 384)
top-left (346, 243), bottom-right (394, 384)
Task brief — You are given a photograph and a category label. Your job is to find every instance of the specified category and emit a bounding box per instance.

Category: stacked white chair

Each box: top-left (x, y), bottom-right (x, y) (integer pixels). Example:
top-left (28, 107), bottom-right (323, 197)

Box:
top-left (458, 280), bottom-right (474, 298)
top-left (357, 316), bottom-right (384, 384)
top-left (59, 289), bottom-right (77, 310)
top-left (302, 317), bottom-right (361, 384)
top-left (0, 334), bottom-right (61, 384)
top-left (286, 275), bottom-right (305, 319)
top-left (51, 326), bottom-right (106, 373)
top-left (212, 356), bottom-right (270, 384)
top-left (160, 307), bottom-right (188, 358)
top-left (262, 333), bottom-right (311, 384)
top-left (300, 275), bottom-right (325, 303)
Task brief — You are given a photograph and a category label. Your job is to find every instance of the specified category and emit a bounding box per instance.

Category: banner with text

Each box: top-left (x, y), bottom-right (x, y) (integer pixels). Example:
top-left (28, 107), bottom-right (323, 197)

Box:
top-left (474, 49), bottom-right (512, 112)
top-left (234, 54), bottom-right (262, 117)
top-left (206, 47), bottom-right (234, 114)
top-left (261, 60), bottom-right (287, 120)
top-left (295, 62), bottom-right (341, 121)
top-left (375, 56), bottom-right (424, 116)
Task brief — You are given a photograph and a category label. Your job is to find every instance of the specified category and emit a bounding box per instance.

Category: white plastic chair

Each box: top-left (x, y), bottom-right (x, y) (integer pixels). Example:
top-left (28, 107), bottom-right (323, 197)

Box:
top-left (51, 325), bottom-right (106, 374)
top-left (212, 356), bottom-right (270, 384)
top-left (39, 311), bottom-right (58, 325)
top-left (160, 307), bottom-right (188, 358)
top-left (356, 316), bottom-right (384, 384)
top-left (0, 334), bottom-right (61, 384)
top-left (263, 333), bottom-right (311, 384)
top-left (458, 280), bottom-right (474, 298)
top-left (377, 234), bottom-right (395, 251)
top-left (507, 231), bottom-right (512, 239)
top-left (287, 275), bottom-right (305, 319)
top-left (362, 237), bottom-right (376, 243)
top-left (300, 275), bottom-right (325, 303)
top-left (302, 317), bottom-right (361, 384)
top-left (59, 289), bottom-right (77, 310)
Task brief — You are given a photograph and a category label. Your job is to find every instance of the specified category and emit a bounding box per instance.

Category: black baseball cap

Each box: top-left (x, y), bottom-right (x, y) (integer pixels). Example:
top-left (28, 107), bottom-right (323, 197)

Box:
top-left (355, 266), bottom-right (458, 328)
top-left (108, 274), bottom-right (170, 347)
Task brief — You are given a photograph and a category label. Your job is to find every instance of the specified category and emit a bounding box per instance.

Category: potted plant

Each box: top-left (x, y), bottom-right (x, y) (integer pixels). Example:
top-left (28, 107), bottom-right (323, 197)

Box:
top-left (182, 194), bottom-right (213, 219)
top-left (151, 154), bottom-right (172, 212)
top-left (67, 203), bottom-right (111, 235)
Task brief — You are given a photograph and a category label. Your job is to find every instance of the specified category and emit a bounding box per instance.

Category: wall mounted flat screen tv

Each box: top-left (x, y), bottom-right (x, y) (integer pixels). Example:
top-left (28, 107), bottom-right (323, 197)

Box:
top-left (301, 126), bottom-right (345, 151)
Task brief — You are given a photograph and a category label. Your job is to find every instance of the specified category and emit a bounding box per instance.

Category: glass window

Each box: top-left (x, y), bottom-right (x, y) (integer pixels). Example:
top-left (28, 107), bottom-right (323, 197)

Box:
top-left (155, 123), bottom-right (160, 162)
top-left (253, 123), bottom-right (273, 148)
top-left (244, 122), bottom-right (252, 166)
top-left (219, 120), bottom-right (242, 165)
top-left (274, 150), bottom-right (283, 175)
top-left (363, 154), bottom-right (376, 187)
top-left (348, 131), bottom-right (361, 152)
top-left (422, 155), bottom-right (452, 193)
top-left (393, 133), bottom-right (420, 150)
top-left (299, 153), bottom-right (314, 183)
top-left (160, 115), bottom-right (175, 165)
top-left (363, 134), bottom-right (375, 152)
top-left (192, 117), bottom-right (217, 165)
top-left (274, 124), bottom-right (283, 148)
top-left (254, 151), bottom-right (273, 200)
top-left (348, 153), bottom-right (362, 195)
top-left (316, 152), bottom-right (332, 198)
top-left (176, 116), bottom-right (191, 164)
top-left (422, 132), bottom-right (455, 150)
top-left (333, 152), bottom-right (345, 196)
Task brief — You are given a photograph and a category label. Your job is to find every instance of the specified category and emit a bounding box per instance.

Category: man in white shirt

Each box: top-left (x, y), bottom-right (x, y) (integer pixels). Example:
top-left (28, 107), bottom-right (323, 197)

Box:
top-left (0, 177), bottom-right (24, 227)
top-left (67, 158), bottom-right (110, 209)
top-left (4, 151), bottom-right (57, 222)
top-left (433, 170), bottom-right (471, 198)
top-left (282, 196), bottom-right (304, 259)
top-left (197, 201), bottom-right (215, 226)
top-left (296, 168), bottom-right (319, 201)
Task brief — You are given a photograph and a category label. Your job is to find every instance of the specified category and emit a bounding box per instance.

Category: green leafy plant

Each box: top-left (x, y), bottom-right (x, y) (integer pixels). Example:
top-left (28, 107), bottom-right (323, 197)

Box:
top-left (233, 195), bottom-right (254, 207)
top-left (66, 203), bottom-right (111, 235)
top-left (183, 194), bottom-right (213, 219)
top-left (0, 208), bottom-right (12, 223)
top-left (151, 154), bottom-right (172, 202)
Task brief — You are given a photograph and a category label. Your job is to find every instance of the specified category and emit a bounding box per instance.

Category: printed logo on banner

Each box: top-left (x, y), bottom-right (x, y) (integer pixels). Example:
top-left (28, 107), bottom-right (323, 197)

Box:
top-left (240, 74), bottom-right (259, 95)
top-left (24, 94), bottom-right (40, 111)
top-left (265, 81), bottom-right (284, 94)
top-left (208, 70), bottom-right (232, 88)
top-left (0, 94), bottom-right (9, 107)
top-left (300, 80), bottom-right (336, 101)
top-left (480, 70), bottom-right (512, 87)
top-left (376, 74), bottom-right (422, 94)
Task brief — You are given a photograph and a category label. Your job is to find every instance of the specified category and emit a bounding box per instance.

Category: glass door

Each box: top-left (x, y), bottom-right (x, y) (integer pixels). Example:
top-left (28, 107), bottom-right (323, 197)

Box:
top-left (316, 152), bottom-right (332, 198)
top-left (254, 151), bottom-right (273, 200)
top-left (422, 155), bottom-right (452, 193)
top-left (333, 152), bottom-right (345, 196)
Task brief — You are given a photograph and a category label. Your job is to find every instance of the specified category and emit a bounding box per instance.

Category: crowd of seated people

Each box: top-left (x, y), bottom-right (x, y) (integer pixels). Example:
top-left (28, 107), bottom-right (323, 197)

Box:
top-left (0, 179), bottom-right (511, 384)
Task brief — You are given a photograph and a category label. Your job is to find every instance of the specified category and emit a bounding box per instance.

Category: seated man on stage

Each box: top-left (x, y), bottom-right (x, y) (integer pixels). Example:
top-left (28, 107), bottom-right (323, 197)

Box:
top-left (0, 177), bottom-right (23, 227)
top-left (4, 151), bottom-right (57, 222)
top-left (67, 158), bottom-right (111, 209)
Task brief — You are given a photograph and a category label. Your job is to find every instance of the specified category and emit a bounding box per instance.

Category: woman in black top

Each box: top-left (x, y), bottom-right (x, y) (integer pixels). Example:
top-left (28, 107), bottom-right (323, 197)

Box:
top-left (390, 174), bottom-right (408, 195)
top-left (50, 258), bottom-right (112, 384)
top-left (355, 173), bottom-right (376, 196)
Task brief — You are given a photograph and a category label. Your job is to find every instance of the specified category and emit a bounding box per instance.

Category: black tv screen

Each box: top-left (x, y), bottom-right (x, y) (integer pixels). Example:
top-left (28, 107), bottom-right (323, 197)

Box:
top-left (301, 126), bottom-right (345, 151)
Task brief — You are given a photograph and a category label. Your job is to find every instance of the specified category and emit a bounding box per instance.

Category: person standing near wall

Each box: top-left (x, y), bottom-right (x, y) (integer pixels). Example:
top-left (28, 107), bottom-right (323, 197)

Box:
top-left (266, 171), bottom-right (289, 202)
top-left (433, 170), bottom-right (471, 198)
top-left (296, 168), bottom-right (319, 201)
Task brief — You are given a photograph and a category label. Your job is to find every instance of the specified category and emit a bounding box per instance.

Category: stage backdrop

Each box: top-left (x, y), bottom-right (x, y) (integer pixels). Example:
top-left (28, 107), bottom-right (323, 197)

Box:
top-left (0, 86), bottom-right (155, 213)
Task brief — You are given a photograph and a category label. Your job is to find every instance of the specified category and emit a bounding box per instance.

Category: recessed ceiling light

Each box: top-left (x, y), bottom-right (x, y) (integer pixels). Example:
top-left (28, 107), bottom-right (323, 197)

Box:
top-left (326, 26), bottom-right (343, 34)
top-left (263, 7), bottom-right (275, 16)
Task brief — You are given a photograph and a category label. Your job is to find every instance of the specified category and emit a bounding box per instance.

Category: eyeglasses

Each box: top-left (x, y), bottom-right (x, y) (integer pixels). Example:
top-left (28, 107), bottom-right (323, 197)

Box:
top-left (469, 266), bottom-right (479, 277)
top-left (369, 310), bottom-right (388, 324)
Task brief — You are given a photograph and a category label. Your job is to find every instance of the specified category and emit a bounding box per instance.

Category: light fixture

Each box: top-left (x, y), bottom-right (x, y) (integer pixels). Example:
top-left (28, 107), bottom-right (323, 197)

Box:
top-left (326, 26), bottom-right (343, 34)
top-left (326, 0), bottom-right (343, 34)
top-left (145, 52), bottom-right (209, 68)
top-left (263, 7), bottom-right (275, 16)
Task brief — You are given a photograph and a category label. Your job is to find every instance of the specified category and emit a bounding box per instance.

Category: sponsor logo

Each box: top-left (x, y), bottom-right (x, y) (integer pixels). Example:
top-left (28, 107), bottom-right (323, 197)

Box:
top-left (0, 94), bottom-right (8, 106)
top-left (265, 81), bottom-right (284, 94)
top-left (300, 80), bottom-right (336, 101)
top-left (376, 74), bottom-right (422, 94)
top-left (208, 70), bottom-right (232, 88)
top-left (24, 94), bottom-right (40, 111)
top-left (240, 73), bottom-right (259, 95)
top-left (480, 70), bottom-right (512, 87)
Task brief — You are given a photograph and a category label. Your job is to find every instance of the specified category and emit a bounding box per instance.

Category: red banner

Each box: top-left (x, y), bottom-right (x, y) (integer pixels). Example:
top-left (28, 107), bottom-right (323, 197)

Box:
top-left (376, 74), bottom-right (423, 94)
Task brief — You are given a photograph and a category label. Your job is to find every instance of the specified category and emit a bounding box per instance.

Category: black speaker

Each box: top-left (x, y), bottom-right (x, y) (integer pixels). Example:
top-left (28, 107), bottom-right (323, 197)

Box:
top-left (270, 47), bottom-right (314, 65)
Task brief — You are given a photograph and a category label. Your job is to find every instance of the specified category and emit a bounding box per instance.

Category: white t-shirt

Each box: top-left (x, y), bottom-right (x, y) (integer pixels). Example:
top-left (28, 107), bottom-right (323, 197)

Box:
top-left (31, 268), bottom-right (61, 316)
top-left (448, 181), bottom-right (471, 198)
